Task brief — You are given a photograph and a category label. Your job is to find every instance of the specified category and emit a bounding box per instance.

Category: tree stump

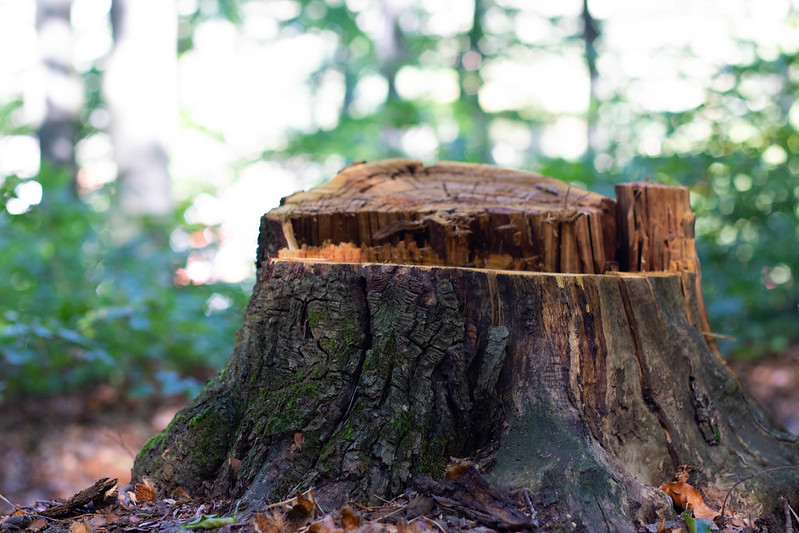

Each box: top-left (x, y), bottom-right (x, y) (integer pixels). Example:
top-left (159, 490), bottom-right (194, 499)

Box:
top-left (133, 160), bottom-right (799, 530)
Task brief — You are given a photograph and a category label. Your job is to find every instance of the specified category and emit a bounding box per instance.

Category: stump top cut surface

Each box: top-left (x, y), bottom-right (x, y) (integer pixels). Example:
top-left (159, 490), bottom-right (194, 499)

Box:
top-left (263, 159), bottom-right (618, 273)
top-left (272, 159), bottom-right (611, 217)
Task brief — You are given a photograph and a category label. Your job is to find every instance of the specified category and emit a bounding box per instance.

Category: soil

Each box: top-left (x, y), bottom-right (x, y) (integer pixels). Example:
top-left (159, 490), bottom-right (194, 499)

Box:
top-left (0, 385), bottom-right (186, 512)
top-left (728, 344), bottom-right (799, 435)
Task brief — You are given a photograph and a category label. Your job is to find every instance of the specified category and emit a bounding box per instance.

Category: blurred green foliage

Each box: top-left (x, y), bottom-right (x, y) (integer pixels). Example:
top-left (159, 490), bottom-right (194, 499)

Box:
top-left (0, 163), bottom-right (250, 401)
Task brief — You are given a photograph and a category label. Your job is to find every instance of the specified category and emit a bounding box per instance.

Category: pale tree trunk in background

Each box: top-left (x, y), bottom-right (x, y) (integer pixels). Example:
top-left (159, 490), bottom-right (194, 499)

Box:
top-left (373, 0), bottom-right (406, 153)
top-left (456, 0), bottom-right (492, 164)
top-left (36, 0), bottom-right (81, 175)
top-left (105, 0), bottom-right (177, 220)
top-left (581, 0), bottom-right (600, 161)
top-left (376, 0), bottom-right (404, 104)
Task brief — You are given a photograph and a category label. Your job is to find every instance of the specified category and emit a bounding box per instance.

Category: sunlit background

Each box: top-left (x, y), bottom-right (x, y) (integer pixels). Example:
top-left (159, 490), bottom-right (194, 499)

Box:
top-left (1, 0), bottom-right (798, 401)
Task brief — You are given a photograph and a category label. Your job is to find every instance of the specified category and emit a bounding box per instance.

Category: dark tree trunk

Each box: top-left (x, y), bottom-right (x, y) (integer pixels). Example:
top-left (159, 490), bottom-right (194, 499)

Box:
top-left (133, 161), bottom-right (799, 530)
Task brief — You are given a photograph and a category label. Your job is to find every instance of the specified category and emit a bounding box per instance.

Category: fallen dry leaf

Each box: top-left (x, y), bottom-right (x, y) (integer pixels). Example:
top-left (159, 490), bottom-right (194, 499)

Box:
top-left (172, 486), bottom-right (191, 501)
top-left (308, 514), bottom-right (338, 533)
top-left (444, 460), bottom-right (471, 482)
top-left (228, 457), bottom-right (242, 480)
top-left (286, 491), bottom-right (314, 527)
top-left (70, 518), bottom-right (93, 533)
top-left (396, 518), bottom-right (422, 533)
top-left (308, 522), bottom-right (330, 533)
top-left (294, 432), bottom-right (305, 448)
top-left (297, 490), bottom-right (314, 514)
top-left (89, 515), bottom-right (107, 528)
top-left (340, 507), bottom-right (361, 531)
top-left (252, 511), bottom-right (285, 533)
top-left (659, 481), bottom-right (719, 520)
top-left (134, 476), bottom-right (157, 503)
top-left (27, 517), bottom-right (47, 532)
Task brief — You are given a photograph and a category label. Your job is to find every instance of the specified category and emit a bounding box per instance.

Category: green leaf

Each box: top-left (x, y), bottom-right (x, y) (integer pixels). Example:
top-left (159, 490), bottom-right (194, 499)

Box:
top-left (681, 512), bottom-right (697, 533)
top-left (180, 515), bottom-right (236, 530)
top-left (681, 512), bottom-right (714, 533)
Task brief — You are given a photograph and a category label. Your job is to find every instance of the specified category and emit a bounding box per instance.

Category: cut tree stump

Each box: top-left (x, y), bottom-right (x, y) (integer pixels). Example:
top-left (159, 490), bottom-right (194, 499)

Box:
top-left (133, 160), bottom-right (799, 530)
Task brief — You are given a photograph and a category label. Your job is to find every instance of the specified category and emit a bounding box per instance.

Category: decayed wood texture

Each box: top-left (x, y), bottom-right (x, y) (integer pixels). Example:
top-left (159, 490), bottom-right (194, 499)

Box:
top-left (262, 159), bottom-right (617, 273)
top-left (132, 160), bottom-right (799, 530)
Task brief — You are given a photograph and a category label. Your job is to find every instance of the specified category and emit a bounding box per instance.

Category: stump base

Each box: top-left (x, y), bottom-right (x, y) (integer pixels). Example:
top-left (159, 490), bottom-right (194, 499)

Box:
top-left (134, 261), bottom-right (799, 530)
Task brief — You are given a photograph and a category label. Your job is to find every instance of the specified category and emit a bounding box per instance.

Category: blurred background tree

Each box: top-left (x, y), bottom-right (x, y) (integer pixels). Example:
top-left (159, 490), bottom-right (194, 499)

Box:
top-left (0, 0), bottom-right (797, 402)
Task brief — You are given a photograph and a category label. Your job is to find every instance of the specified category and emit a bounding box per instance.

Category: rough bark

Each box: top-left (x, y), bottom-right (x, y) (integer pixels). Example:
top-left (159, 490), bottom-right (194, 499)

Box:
top-left (133, 161), bottom-right (799, 530)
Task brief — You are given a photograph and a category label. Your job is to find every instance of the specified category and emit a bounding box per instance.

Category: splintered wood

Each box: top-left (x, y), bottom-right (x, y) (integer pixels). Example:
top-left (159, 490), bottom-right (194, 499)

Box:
top-left (278, 241), bottom-right (444, 265)
top-left (263, 159), bottom-right (618, 273)
top-left (615, 182), bottom-right (698, 273)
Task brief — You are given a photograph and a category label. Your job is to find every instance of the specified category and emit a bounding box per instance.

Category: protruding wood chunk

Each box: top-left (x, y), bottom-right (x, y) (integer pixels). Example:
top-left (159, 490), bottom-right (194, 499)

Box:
top-left (615, 182), bottom-right (719, 351)
top-left (615, 182), bottom-right (697, 273)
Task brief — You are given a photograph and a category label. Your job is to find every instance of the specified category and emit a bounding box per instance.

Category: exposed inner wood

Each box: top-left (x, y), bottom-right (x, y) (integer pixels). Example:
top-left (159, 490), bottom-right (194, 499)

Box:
top-left (264, 159), bottom-right (618, 273)
top-left (615, 182), bottom-right (697, 273)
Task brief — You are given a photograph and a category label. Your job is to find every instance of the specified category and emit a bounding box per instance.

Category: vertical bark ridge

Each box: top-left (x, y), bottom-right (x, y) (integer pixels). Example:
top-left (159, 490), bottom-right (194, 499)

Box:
top-left (617, 277), bottom-right (681, 471)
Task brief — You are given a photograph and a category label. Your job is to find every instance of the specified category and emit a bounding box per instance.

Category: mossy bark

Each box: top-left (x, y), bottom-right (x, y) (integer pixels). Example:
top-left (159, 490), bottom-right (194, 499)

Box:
top-left (133, 260), bottom-right (799, 531)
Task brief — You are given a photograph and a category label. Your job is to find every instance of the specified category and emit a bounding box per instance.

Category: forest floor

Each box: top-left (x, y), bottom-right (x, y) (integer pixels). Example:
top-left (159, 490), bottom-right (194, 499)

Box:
top-left (1, 344), bottom-right (798, 531)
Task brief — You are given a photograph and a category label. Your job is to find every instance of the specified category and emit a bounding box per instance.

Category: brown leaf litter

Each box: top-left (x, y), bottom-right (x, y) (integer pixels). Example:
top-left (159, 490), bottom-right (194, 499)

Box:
top-left (2, 455), bottom-right (799, 532)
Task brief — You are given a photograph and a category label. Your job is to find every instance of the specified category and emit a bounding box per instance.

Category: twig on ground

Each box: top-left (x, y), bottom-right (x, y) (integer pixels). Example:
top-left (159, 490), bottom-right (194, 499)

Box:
top-left (0, 492), bottom-right (16, 510)
top-left (417, 516), bottom-right (447, 533)
top-left (375, 505), bottom-right (408, 520)
top-left (788, 499), bottom-right (799, 525)
top-left (352, 502), bottom-right (375, 512)
top-left (523, 488), bottom-right (540, 528)
top-left (314, 499), bottom-right (326, 516)
top-left (264, 488), bottom-right (315, 510)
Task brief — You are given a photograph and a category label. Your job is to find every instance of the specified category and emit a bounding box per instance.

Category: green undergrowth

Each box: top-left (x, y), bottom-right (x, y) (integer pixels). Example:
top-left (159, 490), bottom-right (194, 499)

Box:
top-left (0, 165), bottom-right (251, 402)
